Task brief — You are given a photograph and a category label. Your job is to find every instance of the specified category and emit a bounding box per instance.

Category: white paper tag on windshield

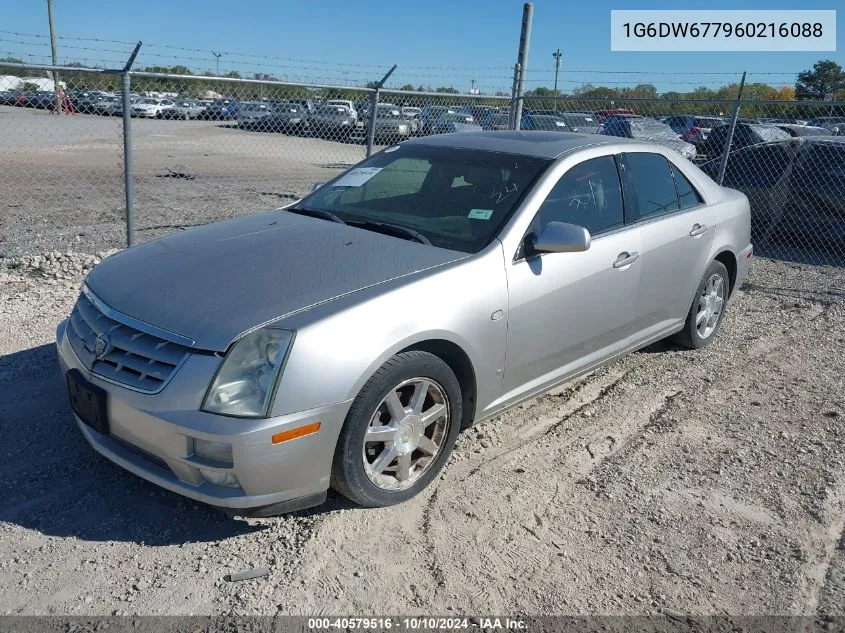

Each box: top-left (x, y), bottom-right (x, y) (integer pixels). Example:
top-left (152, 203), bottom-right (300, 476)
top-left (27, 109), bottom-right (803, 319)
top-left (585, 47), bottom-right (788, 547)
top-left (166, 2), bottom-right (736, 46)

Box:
top-left (468, 209), bottom-right (493, 220)
top-left (332, 167), bottom-right (382, 187)
top-left (555, 121), bottom-right (566, 127)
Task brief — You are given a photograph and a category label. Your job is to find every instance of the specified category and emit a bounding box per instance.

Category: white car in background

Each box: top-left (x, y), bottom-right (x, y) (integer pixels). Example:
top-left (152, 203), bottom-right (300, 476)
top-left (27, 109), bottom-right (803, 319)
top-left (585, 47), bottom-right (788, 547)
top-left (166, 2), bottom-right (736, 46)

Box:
top-left (131, 98), bottom-right (176, 118)
top-left (326, 100), bottom-right (358, 122)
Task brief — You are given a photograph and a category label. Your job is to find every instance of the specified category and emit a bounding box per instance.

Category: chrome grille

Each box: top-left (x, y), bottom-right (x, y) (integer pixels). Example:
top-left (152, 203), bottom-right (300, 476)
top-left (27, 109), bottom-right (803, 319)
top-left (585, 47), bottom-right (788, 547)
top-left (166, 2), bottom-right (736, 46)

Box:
top-left (66, 291), bottom-right (191, 393)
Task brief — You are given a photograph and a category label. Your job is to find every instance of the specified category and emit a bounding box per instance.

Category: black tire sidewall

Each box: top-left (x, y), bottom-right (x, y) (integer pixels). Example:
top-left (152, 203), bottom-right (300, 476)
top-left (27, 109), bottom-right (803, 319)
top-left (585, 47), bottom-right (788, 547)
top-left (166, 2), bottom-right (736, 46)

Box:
top-left (332, 351), bottom-right (462, 507)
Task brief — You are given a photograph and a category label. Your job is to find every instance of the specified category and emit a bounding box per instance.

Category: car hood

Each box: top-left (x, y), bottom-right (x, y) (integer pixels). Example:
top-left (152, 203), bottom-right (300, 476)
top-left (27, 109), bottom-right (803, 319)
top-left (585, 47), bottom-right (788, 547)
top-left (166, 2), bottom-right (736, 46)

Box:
top-left (85, 210), bottom-right (467, 351)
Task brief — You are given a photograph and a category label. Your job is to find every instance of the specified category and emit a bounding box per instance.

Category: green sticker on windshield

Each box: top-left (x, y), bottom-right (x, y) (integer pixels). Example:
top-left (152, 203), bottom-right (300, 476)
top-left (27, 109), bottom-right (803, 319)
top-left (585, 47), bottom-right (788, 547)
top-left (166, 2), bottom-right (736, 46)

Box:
top-left (468, 209), bottom-right (493, 220)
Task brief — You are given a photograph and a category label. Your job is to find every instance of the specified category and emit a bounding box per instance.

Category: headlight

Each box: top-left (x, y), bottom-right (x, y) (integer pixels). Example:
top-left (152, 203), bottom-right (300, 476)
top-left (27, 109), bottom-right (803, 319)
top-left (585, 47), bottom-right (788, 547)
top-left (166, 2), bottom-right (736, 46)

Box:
top-left (202, 327), bottom-right (294, 418)
top-left (398, 125), bottom-right (408, 132)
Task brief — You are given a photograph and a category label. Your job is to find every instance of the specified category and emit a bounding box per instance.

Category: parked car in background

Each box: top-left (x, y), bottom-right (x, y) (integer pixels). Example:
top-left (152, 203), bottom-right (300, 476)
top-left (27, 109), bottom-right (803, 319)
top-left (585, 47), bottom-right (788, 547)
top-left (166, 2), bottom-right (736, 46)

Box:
top-left (520, 114), bottom-right (569, 132)
top-left (806, 117), bottom-right (845, 136)
top-left (244, 102), bottom-right (308, 133)
top-left (419, 105), bottom-right (458, 135)
top-left (701, 137), bottom-right (845, 245)
top-left (93, 95), bottom-right (121, 116)
top-left (457, 105), bottom-right (498, 124)
top-left (400, 107), bottom-right (422, 135)
top-left (326, 100), bottom-right (358, 122)
top-left (431, 111), bottom-right (480, 135)
top-left (367, 104), bottom-right (413, 142)
top-left (112, 95), bottom-right (140, 117)
top-left (71, 91), bottom-right (110, 114)
top-left (237, 102), bottom-right (274, 127)
top-left (26, 91), bottom-right (57, 109)
top-left (480, 112), bottom-right (511, 131)
top-left (601, 115), bottom-right (697, 160)
top-left (0, 90), bottom-right (20, 106)
top-left (555, 113), bottom-right (600, 134)
top-left (55, 132), bottom-right (751, 514)
top-left (310, 104), bottom-right (356, 140)
top-left (664, 115), bottom-right (726, 144)
top-left (776, 124), bottom-right (834, 138)
top-left (698, 123), bottom-right (791, 158)
top-left (201, 99), bottom-right (241, 120)
top-left (131, 98), bottom-right (176, 119)
top-left (593, 108), bottom-right (636, 123)
top-left (162, 99), bottom-right (206, 120)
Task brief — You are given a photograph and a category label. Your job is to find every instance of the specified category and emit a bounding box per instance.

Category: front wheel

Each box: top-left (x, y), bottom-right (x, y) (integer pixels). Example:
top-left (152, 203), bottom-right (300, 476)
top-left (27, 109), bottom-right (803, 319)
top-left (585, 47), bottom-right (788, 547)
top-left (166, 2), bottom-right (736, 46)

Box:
top-left (331, 351), bottom-right (462, 507)
top-left (672, 260), bottom-right (730, 349)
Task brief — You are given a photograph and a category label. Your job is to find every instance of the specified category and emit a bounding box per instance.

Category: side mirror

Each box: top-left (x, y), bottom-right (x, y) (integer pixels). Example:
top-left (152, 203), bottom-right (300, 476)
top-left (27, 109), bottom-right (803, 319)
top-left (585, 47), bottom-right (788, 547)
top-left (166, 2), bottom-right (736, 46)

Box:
top-left (528, 221), bottom-right (591, 255)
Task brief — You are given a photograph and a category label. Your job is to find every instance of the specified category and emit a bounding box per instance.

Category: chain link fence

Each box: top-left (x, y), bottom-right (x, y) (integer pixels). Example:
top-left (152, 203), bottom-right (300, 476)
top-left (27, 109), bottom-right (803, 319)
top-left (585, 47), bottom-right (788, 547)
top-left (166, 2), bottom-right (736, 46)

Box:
top-left (1, 63), bottom-right (843, 265)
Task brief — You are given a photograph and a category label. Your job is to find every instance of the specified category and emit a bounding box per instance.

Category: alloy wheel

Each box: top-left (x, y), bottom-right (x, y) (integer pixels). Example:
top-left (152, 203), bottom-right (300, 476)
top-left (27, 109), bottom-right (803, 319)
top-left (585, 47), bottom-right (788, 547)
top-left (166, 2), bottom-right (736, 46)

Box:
top-left (362, 378), bottom-right (450, 491)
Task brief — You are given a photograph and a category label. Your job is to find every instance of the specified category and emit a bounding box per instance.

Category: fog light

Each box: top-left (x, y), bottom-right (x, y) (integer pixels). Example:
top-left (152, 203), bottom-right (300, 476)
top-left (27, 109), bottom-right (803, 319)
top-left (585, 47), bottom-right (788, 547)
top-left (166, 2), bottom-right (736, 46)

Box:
top-left (199, 469), bottom-right (240, 488)
top-left (193, 439), bottom-right (233, 466)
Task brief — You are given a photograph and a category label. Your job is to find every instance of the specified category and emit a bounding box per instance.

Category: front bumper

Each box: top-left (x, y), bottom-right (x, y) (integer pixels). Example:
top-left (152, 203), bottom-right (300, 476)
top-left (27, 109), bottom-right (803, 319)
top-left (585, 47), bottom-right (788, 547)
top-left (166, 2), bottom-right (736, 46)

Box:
top-left (56, 319), bottom-right (351, 512)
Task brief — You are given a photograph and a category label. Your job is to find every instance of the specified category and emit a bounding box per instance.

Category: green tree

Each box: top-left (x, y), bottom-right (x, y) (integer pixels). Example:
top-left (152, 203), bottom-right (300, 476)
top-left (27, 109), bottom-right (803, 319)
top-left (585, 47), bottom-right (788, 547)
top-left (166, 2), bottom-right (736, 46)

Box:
top-left (435, 86), bottom-right (458, 94)
top-left (399, 83), bottom-right (415, 91)
top-left (0, 56), bottom-right (24, 77)
top-left (795, 60), bottom-right (845, 99)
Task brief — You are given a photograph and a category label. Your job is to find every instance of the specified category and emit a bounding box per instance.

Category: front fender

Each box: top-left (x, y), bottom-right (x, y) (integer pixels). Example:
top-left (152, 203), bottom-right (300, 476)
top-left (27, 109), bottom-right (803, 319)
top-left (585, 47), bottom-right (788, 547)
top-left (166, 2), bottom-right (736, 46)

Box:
top-left (268, 243), bottom-right (509, 419)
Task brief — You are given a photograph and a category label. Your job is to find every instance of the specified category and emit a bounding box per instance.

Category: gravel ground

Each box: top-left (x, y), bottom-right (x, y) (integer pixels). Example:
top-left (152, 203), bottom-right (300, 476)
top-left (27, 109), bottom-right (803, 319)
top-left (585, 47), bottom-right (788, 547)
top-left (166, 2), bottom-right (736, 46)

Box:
top-left (0, 105), bottom-right (366, 258)
top-left (0, 252), bottom-right (843, 616)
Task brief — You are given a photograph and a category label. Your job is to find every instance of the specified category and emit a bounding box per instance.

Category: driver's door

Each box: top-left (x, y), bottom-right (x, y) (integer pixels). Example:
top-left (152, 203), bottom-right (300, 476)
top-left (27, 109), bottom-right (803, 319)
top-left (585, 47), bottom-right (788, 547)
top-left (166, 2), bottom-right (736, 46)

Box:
top-left (502, 155), bottom-right (643, 403)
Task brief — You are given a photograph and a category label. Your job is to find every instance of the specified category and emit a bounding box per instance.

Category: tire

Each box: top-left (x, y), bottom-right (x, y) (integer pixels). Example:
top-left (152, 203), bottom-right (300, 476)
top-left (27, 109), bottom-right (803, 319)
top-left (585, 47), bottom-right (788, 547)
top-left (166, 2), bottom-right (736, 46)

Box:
top-left (671, 260), bottom-right (730, 350)
top-left (331, 351), bottom-right (462, 507)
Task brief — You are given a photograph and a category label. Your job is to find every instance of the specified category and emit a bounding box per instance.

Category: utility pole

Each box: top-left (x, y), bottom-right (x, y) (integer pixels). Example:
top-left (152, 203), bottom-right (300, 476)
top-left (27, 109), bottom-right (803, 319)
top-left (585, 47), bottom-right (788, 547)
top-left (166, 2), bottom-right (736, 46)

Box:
top-left (552, 48), bottom-right (562, 96)
top-left (47, 0), bottom-right (62, 113)
top-left (212, 51), bottom-right (223, 76)
top-left (512, 3), bottom-right (533, 130)
top-left (471, 79), bottom-right (476, 94)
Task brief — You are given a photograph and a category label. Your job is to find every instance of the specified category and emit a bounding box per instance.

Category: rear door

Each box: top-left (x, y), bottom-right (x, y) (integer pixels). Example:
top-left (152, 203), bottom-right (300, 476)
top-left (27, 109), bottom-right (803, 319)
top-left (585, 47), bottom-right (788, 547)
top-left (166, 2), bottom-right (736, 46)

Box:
top-left (618, 152), bottom-right (716, 335)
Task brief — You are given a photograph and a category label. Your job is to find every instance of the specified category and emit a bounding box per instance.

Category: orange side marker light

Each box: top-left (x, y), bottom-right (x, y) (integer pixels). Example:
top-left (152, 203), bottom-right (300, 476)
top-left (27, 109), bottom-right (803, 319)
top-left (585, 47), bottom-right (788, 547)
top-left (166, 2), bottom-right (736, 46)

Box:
top-left (272, 421), bottom-right (321, 445)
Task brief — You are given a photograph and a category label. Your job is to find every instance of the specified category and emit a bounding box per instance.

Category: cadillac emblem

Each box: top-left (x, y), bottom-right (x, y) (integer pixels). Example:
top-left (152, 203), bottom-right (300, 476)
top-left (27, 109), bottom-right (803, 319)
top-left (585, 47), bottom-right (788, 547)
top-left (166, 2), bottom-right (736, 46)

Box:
top-left (94, 333), bottom-right (110, 359)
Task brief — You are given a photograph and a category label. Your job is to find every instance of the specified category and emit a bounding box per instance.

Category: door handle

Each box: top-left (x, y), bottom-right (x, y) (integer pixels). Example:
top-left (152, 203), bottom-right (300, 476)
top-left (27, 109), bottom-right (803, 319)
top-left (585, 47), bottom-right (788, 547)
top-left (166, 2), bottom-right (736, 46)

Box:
top-left (689, 223), bottom-right (708, 237)
top-left (613, 251), bottom-right (639, 269)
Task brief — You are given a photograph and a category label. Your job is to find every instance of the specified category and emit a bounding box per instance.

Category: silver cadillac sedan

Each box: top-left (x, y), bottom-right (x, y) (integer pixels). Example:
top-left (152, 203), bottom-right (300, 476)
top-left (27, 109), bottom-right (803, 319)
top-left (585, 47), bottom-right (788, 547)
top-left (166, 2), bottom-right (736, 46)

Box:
top-left (56, 132), bottom-right (752, 515)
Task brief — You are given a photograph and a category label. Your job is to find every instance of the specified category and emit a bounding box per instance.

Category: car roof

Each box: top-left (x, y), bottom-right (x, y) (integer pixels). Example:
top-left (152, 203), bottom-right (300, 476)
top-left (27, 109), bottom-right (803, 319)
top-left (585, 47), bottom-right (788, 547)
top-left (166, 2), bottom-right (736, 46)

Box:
top-left (405, 130), bottom-right (638, 158)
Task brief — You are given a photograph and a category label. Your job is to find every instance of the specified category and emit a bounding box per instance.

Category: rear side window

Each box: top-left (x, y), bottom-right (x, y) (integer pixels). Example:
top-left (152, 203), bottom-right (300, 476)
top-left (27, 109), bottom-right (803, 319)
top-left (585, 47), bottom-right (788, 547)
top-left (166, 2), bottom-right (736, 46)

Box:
top-left (533, 156), bottom-right (624, 236)
top-left (669, 164), bottom-right (704, 209)
top-left (621, 153), bottom-right (680, 221)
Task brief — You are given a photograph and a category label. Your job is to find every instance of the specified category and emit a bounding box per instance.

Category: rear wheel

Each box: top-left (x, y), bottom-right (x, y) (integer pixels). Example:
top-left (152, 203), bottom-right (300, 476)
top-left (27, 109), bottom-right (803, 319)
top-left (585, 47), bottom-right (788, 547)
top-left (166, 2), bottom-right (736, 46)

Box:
top-left (672, 260), bottom-right (730, 349)
top-left (331, 351), bottom-right (461, 507)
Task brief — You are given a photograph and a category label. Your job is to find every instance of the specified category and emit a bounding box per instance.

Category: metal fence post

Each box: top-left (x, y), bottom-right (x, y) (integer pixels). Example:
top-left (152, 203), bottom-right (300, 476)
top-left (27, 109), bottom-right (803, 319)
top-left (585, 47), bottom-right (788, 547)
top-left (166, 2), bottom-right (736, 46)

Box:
top-left (512, 3), bottom-right (534, 131)
top-left (509, 63), bottom-right (521, 130)
top-left (365, 65), bottom-right (397, 158)
top-left (119, 42), bottom-right (142, 246)
top-left (716, 71), bottom-right (746, 186)
top-left (366, 89), bottom-right (380, 158)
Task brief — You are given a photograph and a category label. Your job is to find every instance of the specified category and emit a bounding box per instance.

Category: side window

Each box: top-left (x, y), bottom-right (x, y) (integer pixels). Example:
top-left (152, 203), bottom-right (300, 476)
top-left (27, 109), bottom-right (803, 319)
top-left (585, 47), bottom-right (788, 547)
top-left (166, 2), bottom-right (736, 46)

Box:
top-left (533, 156), bottom-right (624, 236)
top-left (622, 152), bottom-right (680, 221)
top-left (669, 163), bottom-right (704, 209)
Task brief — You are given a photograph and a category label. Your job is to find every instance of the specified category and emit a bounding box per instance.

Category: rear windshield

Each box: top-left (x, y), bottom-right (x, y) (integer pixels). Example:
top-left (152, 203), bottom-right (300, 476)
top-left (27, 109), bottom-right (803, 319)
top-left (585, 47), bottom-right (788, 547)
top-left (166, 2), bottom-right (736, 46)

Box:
top-left (296, 145), bottom-right (551, 253)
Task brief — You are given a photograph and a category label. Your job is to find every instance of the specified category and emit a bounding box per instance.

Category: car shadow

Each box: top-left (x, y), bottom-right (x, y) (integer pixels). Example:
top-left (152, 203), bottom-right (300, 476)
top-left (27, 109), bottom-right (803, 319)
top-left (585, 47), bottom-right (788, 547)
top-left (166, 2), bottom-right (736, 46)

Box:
top-left (0, 344), bottom-right (268, 544)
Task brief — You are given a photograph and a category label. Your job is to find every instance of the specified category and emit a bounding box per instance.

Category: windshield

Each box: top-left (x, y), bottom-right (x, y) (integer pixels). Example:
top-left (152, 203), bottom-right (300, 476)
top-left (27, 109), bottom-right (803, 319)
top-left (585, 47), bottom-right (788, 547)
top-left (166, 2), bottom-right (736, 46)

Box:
top-left (377, 107), bottom-right (402, 119)
top-left (295, 145), bottom-right (550, 253)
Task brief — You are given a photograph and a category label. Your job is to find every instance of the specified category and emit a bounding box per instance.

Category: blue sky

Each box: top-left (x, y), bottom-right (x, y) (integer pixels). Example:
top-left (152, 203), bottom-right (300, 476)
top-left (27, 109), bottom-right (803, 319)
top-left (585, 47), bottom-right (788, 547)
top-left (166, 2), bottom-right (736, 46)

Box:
top-left (2, 0), bottom-right (842, 93)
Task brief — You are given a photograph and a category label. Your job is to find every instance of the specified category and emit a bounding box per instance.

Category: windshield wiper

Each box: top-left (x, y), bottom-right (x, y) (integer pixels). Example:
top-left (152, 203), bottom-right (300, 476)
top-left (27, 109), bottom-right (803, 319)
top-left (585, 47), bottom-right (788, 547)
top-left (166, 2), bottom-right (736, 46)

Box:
top-left (348, 220), bottom-right (432, 245)
top-left (286, 206), bottom-right (346, 225)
